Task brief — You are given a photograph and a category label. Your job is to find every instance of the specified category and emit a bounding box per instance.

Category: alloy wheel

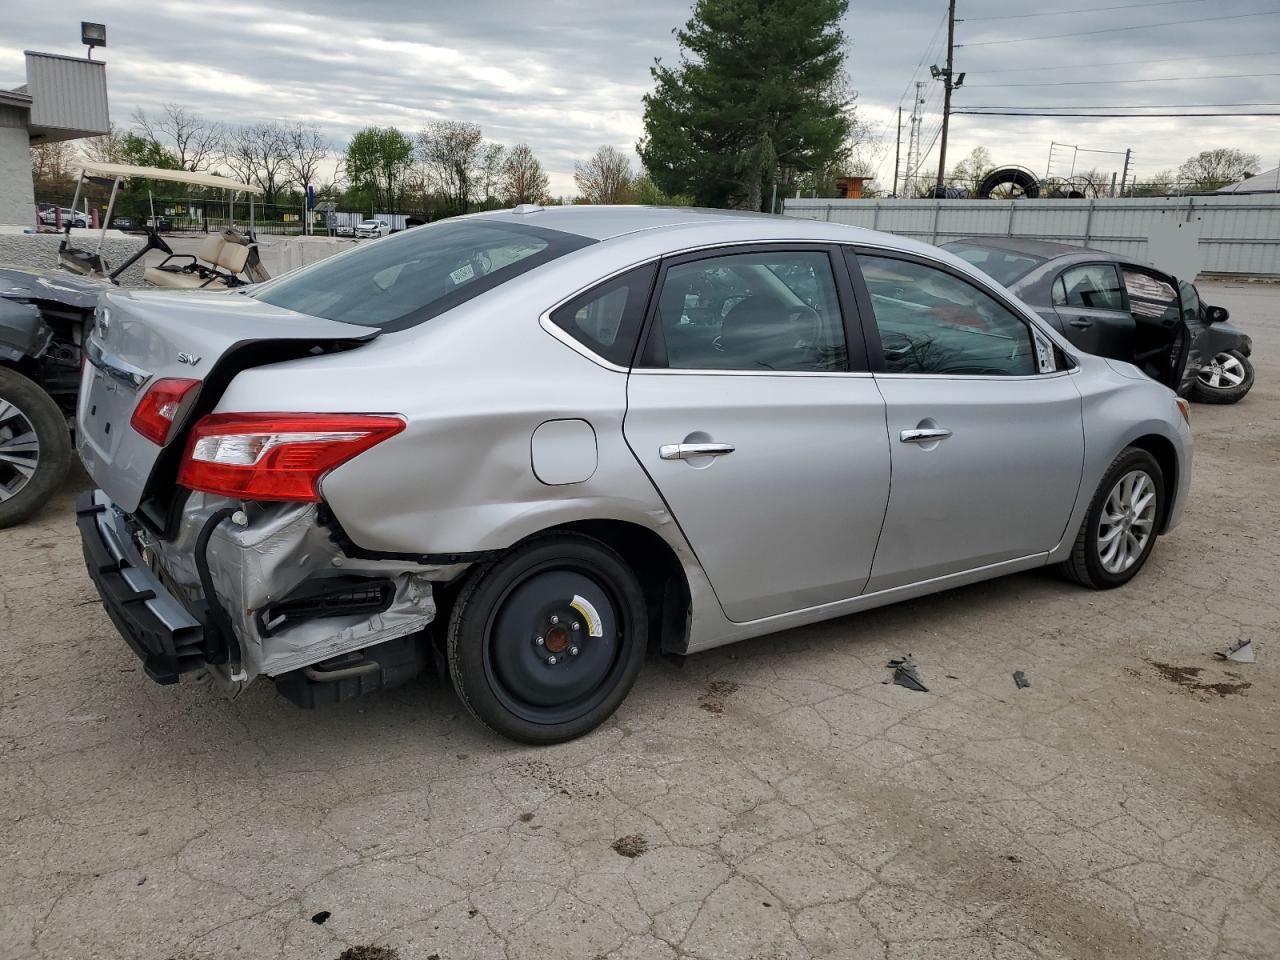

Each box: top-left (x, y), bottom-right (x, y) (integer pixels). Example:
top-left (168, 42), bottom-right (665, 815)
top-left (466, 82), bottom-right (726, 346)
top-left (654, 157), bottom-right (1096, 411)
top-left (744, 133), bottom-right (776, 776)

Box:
top-left (1097, 469), bottom-right (1157, 574)
top-left (1198, 352), bottom-right (1246, 389)
top-left (0, 396), bottom-right (40, 504)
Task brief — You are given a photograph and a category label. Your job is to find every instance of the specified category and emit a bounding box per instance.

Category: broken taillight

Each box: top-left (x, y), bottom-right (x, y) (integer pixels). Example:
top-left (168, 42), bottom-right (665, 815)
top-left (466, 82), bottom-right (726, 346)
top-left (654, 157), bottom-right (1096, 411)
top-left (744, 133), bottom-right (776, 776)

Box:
top-left (130, 378), bottom-right (201, 445)
top-left (177, 413), bottom-right (405, 502)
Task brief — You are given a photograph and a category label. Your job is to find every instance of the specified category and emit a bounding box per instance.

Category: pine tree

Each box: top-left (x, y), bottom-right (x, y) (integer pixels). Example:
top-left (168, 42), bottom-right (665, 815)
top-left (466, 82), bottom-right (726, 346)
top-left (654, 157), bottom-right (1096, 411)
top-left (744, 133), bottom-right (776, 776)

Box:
top-left (638, 0), bottom-right (852, 210)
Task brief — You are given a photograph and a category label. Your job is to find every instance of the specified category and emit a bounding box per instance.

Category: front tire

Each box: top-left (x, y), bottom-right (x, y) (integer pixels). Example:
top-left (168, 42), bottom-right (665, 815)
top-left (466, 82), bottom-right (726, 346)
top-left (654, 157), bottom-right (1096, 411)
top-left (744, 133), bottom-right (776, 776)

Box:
top-left (447, 533), bottom-right (647, 744)
top-left (0, 367), bottom-right (71, 529)
top-left (1190, 350), bottom-right (1254, 404)
top-left (1058, 447), bottom-right (1165, 589)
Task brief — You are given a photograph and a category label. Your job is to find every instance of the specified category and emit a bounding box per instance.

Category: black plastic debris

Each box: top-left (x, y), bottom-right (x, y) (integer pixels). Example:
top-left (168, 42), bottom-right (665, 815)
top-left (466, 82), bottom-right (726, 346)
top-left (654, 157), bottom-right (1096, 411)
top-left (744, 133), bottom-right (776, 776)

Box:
top-left (887, 656), bottom-right (928, 692)
top-left (1013, 671), bottom-right (1031, 689)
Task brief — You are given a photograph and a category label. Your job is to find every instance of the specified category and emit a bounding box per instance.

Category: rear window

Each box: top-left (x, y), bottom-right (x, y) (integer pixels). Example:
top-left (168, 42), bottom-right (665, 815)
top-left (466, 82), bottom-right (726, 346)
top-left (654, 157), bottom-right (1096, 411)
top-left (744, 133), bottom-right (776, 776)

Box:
top-left (252, 219), bottom-right (594, 332)
top-left (943, 241), bottom-right (1044, 287)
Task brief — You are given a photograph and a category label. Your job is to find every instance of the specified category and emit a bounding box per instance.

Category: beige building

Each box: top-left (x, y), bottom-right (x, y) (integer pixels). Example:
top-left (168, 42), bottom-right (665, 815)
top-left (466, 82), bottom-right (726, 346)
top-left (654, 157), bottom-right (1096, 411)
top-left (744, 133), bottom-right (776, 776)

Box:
top-left (1, 51), bottom-right (110, 226)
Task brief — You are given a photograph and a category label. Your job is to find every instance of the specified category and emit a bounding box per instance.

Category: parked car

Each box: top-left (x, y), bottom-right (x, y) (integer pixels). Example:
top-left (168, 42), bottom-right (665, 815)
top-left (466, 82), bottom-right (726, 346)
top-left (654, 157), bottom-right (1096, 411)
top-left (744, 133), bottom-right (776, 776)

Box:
top-left (334, 222), bottom-right (356, 238)
top-left (943, 237), bottom-right (1254, 403)
top-left (109, 216), bottom-right (140, 231)
top-left (74, 207), bottom-right (1191, 743)
top-left (355, 218), bottom-right (391, 239)
top-left (37, 206), bottom-right (89, 228)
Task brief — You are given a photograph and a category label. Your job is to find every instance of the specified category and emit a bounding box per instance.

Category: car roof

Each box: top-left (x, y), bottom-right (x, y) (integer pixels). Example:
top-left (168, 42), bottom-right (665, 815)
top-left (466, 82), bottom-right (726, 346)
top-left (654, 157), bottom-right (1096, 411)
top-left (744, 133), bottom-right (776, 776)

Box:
top-left (948, 235), bottom-right (1143, 267)
top-left (469, 204), bottom-right (774, 241)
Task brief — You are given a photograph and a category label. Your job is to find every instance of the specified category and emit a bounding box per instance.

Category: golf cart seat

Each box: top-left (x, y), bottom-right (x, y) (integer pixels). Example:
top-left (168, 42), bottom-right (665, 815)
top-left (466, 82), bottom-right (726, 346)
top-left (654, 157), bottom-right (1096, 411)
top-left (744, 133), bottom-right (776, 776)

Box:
top-left (144, 231), bottom-right (254, 290)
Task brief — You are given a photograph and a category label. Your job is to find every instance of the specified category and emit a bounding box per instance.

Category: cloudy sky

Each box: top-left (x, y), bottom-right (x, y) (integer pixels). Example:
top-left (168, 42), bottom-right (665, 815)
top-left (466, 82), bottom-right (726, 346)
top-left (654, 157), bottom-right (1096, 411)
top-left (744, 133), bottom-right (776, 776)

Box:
top-left (3, 0), bottom-right (1278, 196)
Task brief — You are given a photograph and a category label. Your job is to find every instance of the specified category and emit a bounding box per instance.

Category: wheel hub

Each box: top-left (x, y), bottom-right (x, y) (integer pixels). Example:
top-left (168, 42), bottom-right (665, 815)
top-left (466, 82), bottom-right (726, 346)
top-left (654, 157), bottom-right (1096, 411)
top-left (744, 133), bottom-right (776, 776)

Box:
top-left (533, 609), bottom-right (583, 664)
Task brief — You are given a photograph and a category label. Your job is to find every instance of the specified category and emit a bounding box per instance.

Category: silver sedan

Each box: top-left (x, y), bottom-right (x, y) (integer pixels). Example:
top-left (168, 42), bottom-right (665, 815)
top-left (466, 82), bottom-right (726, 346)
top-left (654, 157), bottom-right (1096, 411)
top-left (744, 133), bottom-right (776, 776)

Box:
top-left (75, 206), bottom-right (1192, 743)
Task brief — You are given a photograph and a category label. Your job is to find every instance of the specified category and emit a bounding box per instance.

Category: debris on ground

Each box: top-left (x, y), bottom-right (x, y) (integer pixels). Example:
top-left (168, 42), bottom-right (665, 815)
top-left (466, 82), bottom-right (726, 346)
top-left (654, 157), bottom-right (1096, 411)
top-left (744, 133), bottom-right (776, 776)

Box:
top-left (517, 811), bottom-right (534, 823)
top-left (311, 911), bottom-right (331, 925)
top-left (335, 946), bottom-right (399, 960)
top-left (887, 656), bottom-right (928, 692)
top-left (612, 834), bottom-right (648, 858)
top-left (698, 680), bottom-right (740, 713)
top-left (1148, 660), bottom-right (1251, 698)
top-left (1013, 671), bottom-right (1031, 689)
top-left (1215, 639), bottom-right (1256, 663)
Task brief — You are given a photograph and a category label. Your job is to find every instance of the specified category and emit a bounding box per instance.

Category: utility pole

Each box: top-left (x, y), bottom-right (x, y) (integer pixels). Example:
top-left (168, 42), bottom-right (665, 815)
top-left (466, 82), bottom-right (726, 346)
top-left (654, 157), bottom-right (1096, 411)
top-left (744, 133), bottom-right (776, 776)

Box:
top-left (934, 0), bottom-right (963, 193)
top-left (906, 81), bottom-right (925, 196)
top-left (1120, 148), bottom-right (1132, 198)
top-left (893, 106), bottom-right (902, 198)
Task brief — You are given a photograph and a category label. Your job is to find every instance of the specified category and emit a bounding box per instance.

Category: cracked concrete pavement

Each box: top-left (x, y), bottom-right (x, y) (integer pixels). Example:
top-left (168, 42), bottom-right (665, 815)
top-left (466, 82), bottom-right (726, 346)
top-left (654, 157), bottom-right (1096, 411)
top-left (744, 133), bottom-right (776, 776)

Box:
top-left (2, 281), bottom-right (1277, 960)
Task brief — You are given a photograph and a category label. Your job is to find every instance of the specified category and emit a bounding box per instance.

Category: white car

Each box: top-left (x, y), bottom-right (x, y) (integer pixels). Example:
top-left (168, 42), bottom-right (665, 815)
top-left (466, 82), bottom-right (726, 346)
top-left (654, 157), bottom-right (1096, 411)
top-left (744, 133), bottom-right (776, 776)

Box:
top-left (38, 206), bottom-right (89, 228)
top-left (355, 218), bottom-right (391, 239)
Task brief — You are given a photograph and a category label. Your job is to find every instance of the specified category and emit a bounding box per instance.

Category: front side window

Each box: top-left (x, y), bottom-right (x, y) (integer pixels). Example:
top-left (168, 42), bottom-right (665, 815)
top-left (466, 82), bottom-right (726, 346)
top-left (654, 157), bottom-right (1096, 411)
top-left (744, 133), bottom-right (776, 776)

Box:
top-left (548, 264), bottom-right (656, 366)
top-left (1122, 269), bottom-right (1179, 322)
top-left (1053, 264), bottom-right (1125, 311)
top-left (643, 250), bottom-right (848, 372)
top-left (856, 254), bottom-right (1038, 376)
top-left (253, 219), bottom-right (594, 332)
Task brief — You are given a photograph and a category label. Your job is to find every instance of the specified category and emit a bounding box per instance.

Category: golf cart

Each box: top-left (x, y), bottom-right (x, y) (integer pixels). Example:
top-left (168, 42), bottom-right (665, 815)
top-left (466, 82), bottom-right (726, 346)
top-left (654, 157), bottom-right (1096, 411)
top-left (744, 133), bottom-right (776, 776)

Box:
top-left (0, 163), bottom-right (267, 527)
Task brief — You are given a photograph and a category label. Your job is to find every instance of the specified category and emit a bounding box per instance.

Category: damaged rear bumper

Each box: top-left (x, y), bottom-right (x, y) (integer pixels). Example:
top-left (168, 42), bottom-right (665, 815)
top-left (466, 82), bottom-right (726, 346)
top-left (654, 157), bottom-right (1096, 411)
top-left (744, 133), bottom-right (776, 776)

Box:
top-left (76, 489), bottom-right (454, 703)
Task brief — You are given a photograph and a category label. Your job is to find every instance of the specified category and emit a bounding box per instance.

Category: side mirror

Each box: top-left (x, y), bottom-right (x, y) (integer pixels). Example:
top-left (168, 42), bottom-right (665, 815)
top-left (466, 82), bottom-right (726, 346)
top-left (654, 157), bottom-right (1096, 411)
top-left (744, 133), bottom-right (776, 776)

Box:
top-left (1205, 305), bottom-right (1230, 324)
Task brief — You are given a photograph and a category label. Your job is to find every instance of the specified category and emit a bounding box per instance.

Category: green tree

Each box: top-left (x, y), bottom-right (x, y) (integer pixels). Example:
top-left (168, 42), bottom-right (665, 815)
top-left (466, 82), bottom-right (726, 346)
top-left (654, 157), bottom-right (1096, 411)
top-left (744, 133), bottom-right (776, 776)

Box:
top-left (947, 146), bottom-right (994, 191)
top-left (344, 127), bottom-right (414, 212)
top-left (638, 0), bottom-right (851, 210)
top-left (1178, 148), bottom-right (1260, 191)
top-left (631, 174), bottom-right (692, 206)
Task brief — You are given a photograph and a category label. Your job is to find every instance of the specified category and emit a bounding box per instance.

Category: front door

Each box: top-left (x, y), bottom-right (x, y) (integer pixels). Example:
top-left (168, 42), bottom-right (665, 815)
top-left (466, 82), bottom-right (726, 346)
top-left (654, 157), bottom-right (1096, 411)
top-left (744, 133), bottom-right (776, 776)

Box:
top-left (849, 250), bottom-right (1086, 592)
top-left (623, 246), bottom-right (891, 623)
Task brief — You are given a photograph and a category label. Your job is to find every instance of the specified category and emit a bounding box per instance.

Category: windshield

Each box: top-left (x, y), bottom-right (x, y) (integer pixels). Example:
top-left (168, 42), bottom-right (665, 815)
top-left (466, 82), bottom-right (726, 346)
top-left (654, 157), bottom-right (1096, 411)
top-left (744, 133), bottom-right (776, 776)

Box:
top-left (253, 219), bottom-right (594, 331)
top-left (942, 241), bottom-right (1045, 287)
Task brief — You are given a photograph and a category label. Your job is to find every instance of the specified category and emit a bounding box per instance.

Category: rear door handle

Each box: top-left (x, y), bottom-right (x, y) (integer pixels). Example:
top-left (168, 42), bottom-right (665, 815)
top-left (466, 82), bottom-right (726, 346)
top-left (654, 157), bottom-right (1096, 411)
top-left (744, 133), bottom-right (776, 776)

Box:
top-left (660, 442), bottom-right (735, 460)
top-left (1068, 318), bottom-right (1094, 329)
top-left (900, 428), bottom-right (952, 444)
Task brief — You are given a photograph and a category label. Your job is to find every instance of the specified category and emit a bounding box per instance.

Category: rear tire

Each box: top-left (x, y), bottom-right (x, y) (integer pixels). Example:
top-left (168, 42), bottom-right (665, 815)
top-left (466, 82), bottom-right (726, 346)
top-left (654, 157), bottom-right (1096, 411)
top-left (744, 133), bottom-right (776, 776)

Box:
top-left (447, 533), bottom-right (647, 744)
top-left (0, 367), bottom-right (71, 529)
top-left (1058, 447), bottom-right (1164, 589)
top-left (1190, 349), bottom-right (1253, 404)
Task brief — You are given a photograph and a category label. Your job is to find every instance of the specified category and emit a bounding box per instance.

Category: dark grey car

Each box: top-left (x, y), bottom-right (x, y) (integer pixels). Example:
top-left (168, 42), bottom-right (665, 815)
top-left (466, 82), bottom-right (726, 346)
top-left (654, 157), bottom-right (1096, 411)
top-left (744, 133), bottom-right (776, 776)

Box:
top-left (943, 237), bottom-right (1255, 403)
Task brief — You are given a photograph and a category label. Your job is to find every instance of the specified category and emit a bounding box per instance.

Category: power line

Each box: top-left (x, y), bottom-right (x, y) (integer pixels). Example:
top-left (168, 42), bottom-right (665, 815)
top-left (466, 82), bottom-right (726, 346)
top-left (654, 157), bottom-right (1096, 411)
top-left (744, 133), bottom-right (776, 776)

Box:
top-left (956, 110), bottom-right (1280, 117)
top-left (958, 10), bottom-right (1278, 47)
top-left (966, 72), bottom-right (1280, 88)
top-left (964, 102), bottom-right (1280, 109)
top-left (959, 0), bottom-right (1205, 20)
top-left (974, 50), bottom-right (1280, 74)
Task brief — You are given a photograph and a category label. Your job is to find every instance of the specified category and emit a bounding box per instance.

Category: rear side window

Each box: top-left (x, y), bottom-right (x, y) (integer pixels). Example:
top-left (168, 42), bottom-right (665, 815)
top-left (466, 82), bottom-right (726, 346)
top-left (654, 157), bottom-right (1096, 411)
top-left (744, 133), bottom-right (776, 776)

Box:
top-left (1053, 264), bottom-right (1125, 311)
top-left (548, 264), bottom-right (657, 367)
top-left (253, 219), bottom-right (594, 332)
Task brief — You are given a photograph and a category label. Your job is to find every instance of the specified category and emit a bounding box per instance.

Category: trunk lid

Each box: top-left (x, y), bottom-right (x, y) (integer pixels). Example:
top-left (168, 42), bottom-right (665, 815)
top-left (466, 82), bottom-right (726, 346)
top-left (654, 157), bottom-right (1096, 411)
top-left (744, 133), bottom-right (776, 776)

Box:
top-left (78, 287), bottom-right (378, 513)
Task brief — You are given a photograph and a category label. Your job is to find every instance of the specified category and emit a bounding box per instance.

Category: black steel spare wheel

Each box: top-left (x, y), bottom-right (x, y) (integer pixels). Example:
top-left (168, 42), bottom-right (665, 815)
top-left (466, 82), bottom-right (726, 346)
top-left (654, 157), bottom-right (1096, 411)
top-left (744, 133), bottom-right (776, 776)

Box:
top-left (447, 533), bottom-right (647, 744)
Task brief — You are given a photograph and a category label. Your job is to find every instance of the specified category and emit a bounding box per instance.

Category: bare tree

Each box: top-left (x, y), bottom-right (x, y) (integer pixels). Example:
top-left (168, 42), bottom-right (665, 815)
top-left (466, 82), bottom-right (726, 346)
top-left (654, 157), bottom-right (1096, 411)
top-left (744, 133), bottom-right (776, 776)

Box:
top-left (1178, 148), bottom-right (1261, 190)
top-left (284, 122), bottom-right (329, 192)
top-left (80, 123), bottom-right (129, 164)
top-left (574, 146), bottom-right (632, 204)
top-left (499, 143), bottom-right (550, 205)
top-left (30, 140), bottom-right (78, 182)
top-left (480, 142), bottom-right (506, 206)
top-left (131, 104), bottom-right (224, 171)
top-left (416, 121), bottom-right (500, 214)
top-left (223, 122), bottom-right (293, 202)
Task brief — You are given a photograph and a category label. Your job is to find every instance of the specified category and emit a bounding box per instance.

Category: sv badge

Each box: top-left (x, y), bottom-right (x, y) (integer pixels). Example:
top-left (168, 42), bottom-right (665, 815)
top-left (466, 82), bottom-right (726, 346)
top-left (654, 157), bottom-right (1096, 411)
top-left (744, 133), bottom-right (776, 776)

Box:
top-left (177, 352), bottom-right (201, 366)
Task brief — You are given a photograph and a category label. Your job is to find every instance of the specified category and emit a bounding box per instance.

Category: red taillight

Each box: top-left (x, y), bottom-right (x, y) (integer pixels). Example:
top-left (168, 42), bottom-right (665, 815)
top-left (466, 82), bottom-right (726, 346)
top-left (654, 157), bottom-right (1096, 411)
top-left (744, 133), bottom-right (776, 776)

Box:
top-left (130, 378), bottom-right (201, 445)
top-left (177, 413), bottom-right (405, 502)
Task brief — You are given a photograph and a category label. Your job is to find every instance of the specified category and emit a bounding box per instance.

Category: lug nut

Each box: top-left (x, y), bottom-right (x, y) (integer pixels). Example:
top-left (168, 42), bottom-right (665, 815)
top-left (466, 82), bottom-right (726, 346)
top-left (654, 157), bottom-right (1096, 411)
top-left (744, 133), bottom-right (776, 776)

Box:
top-left (535, 636), bottom-right (544, 646)
top-left (571, 622), bottom-right (581, 632)
top-left (547, 656), bottom-right (558, 665)
top-left (569, 646), bottom-right (579, 656)
top-left (550, 615), bottom-right (559, 625)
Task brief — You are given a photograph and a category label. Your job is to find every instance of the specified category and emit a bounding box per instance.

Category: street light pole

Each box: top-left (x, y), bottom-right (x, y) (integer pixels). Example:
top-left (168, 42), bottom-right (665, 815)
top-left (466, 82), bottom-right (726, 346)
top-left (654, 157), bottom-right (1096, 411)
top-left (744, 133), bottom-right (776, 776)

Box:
top-left (935, 0), bottom-right (958, 194)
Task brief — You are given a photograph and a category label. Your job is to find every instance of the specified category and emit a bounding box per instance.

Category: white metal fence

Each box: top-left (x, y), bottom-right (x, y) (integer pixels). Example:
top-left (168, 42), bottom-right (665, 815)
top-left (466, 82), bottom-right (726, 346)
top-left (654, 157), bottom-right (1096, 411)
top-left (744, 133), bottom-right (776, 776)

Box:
top-left (784, 194), bottom-right (1280, 277)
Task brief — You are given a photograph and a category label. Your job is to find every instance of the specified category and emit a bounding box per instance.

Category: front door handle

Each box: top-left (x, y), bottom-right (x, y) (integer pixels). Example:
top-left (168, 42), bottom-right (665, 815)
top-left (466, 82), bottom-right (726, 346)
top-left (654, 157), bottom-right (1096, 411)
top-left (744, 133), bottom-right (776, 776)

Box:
top-left (660, 442), bottom-right (735, 460)
top-left (1068, 318), bottom-right (1094, 329)
top-left (900, 428), bottom-right (952, 444)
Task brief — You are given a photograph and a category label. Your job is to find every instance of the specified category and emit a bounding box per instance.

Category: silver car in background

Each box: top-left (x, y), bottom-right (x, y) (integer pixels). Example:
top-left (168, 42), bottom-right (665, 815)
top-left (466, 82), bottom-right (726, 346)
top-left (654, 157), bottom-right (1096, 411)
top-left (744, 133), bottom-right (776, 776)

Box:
top-left (75, 206), bottom-right (1192, 743)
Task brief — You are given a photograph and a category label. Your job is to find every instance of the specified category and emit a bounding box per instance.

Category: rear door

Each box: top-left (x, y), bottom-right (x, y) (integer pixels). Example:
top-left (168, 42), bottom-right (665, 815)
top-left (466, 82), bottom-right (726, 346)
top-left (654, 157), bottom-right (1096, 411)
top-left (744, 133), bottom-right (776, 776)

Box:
top-left (1051, 262), bottom-right (1134, 359)
top-left (847, 249), bottom-right (1085, 592)
top-left (623, 245), bottom-right (891, 623)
